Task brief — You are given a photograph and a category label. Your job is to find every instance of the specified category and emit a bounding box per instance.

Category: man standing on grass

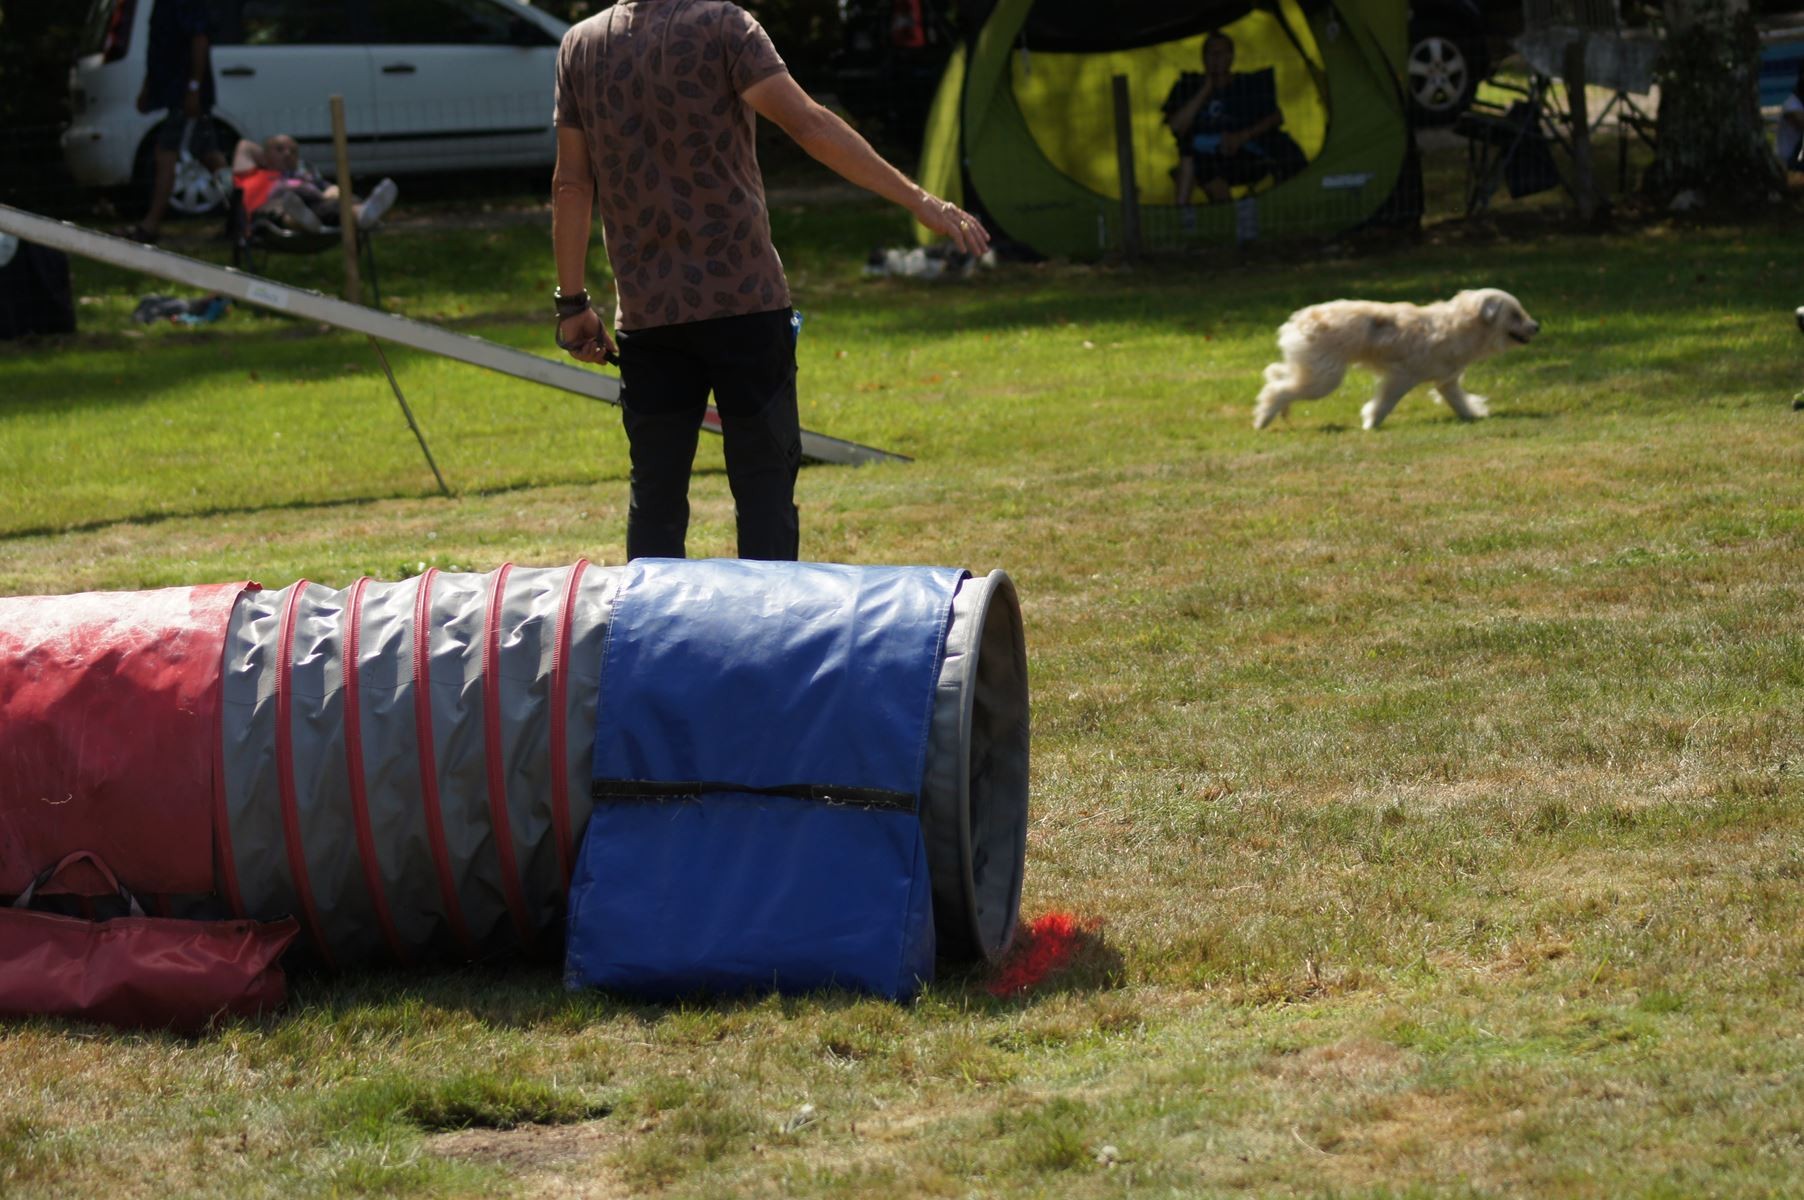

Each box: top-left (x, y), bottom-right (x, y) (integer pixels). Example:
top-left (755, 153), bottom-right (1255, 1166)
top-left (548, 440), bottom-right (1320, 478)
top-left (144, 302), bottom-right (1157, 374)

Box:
top-left (120, 0), bottom-right (229, 244)
top-left (550, 0), bottom-right (987, 561)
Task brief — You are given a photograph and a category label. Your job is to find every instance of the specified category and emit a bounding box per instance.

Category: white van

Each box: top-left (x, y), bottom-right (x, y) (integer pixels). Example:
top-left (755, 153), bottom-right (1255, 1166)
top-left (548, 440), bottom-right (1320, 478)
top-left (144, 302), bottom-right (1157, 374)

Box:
top-left (62, 0), bottom-right (569, 214)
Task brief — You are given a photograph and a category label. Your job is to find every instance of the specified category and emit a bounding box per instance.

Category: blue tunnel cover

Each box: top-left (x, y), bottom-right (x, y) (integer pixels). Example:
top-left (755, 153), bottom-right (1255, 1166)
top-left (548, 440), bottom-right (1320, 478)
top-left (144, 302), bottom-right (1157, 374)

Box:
top-left (567, 559), bottom-right (966, 1001)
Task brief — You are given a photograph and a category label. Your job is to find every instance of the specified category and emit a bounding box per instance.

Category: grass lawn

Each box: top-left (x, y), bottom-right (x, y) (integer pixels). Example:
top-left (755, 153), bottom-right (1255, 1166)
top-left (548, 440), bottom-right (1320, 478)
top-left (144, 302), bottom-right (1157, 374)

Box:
top-left (1, 187), bottom-right (1801, 1199)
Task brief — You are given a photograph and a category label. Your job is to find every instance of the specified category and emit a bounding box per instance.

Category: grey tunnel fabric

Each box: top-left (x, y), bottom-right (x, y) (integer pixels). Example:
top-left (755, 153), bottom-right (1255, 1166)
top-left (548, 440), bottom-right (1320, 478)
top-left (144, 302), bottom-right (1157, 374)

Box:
top-left (215, 562), bottom-right (1029, 968)
top-left (220, 563), bottom-right (616, 966)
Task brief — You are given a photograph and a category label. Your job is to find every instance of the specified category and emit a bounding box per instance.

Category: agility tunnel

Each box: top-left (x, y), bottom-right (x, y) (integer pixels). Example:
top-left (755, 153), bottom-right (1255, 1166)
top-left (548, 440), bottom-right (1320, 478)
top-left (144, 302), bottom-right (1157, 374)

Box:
top-left (0, 560), bottom-right (1029, 991)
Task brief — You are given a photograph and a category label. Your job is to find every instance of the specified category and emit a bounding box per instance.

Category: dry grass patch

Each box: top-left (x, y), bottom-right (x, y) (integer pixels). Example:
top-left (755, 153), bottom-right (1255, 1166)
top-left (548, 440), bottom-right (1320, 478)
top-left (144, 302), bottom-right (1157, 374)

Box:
top-left (429, 1121), bottom-right (630, 1199)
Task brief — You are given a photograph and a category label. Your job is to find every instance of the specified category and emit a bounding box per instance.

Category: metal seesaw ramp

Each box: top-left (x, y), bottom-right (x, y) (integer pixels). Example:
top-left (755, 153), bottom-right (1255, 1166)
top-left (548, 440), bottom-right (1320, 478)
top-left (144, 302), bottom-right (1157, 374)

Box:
top-left (0, 203), bottom-right (907, 469)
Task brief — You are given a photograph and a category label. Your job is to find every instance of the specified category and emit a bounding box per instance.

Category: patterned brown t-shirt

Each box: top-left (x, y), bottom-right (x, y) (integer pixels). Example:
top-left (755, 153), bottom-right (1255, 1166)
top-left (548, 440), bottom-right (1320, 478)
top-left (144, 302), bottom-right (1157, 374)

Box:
top-left (554, 0), bottom-right (791, 330)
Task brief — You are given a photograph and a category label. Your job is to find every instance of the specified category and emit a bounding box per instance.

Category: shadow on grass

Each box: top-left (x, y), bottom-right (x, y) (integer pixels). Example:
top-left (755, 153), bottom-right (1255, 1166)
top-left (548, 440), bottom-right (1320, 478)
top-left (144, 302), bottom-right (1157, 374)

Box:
top-left (1, 488), bottom-right (455, 542)
top-left (1272, 405), bottom-right (1557, 437)
top-left (268, 923), bottom-right (1130, 1034)
top-left (11, 222), bottom-right (1794, 431)
top-left (820, 221), bottom-right (1802, 344)
top-left (0, 465), bottom-right (756, 543)
top-left (328, 1070), bottom-right (612, 1133)
top-left (0, 319), bottom-right (580, 421)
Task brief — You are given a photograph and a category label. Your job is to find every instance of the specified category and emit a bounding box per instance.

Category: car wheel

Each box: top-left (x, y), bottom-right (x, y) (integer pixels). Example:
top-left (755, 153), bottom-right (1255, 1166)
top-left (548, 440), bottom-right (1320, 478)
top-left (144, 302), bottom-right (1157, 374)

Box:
top-left (130, 122), bottom-right (238, 218)
top-left (167, 151), bottom-right (231, 217)
top-left (1407, 29), bottom-right (1483, 124)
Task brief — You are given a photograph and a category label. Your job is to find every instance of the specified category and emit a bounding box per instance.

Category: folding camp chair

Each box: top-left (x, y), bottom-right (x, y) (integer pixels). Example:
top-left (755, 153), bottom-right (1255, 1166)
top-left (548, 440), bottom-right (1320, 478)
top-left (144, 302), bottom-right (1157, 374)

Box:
top-left (227, 188), bottom-right (382, 308)
top-left (1453, 77), bottom-right (1564, 214)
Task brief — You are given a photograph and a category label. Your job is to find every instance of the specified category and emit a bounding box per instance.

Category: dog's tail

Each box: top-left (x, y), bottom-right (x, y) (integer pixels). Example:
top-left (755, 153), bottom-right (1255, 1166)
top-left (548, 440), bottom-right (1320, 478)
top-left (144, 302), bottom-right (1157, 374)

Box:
top-left (1274, 317), bottom-right (1313, 361)
top-left (1263, 318), bottom-right (1312, 387)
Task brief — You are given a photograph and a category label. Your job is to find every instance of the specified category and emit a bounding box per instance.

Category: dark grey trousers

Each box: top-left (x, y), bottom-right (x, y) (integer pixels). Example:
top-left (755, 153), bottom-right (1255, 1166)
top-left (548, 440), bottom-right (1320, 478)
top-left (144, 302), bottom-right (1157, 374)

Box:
top-left (616, 306), bottom-right (801, 561)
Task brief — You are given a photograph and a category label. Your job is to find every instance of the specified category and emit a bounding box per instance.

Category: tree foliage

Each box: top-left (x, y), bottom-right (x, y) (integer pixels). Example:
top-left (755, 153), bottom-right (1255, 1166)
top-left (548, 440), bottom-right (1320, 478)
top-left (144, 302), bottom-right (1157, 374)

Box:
top-left (530, 0), bottom-right (842, 90)
top-left (1645, 0), bottom-right (1782, 202)
top-left (0, 2), bottom-right (88, 133)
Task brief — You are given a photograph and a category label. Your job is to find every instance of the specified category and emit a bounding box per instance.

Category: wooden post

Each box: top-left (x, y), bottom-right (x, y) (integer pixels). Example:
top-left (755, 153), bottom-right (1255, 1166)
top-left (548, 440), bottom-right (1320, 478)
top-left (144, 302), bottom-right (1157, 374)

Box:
top-left (1563, 40), bottom-right (1597, 222)
top-left (1110, 75), bottom-right (1142, 260)
top-left (329, 94), bottom-right (362, 306)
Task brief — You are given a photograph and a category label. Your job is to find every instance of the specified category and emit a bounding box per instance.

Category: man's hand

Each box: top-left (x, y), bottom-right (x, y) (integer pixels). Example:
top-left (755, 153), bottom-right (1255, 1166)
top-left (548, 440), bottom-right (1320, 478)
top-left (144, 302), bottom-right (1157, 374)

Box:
top-left (1168, 76), bottom-right (1214, 138)
top-left (911, 193), bottom-right (991, 257)
top-left (558, 307), bottom-right (616, 365)
top-left (1226, 113), bottom-right (1280, 156)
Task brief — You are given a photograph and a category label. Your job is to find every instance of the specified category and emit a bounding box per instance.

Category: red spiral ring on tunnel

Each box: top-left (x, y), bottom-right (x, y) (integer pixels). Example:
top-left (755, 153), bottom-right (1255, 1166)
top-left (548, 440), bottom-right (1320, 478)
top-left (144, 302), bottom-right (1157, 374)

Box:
top-left (549, 558), bottom-right (589, 891)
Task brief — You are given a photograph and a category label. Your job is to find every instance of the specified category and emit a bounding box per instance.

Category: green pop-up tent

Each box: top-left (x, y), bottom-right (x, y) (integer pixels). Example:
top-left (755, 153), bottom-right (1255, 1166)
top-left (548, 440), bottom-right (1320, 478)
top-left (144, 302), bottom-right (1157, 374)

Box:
top-left (917, 0), bottom-right (1419, 257)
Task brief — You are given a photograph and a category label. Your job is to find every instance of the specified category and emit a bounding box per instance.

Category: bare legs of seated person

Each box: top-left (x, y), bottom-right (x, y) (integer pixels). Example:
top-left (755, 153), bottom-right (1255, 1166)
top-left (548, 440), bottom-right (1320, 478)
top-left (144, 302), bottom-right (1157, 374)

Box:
top-left (260, 178), bottom-right (399, 234)
top-left (1174, 159), bottom-right (1232, 230)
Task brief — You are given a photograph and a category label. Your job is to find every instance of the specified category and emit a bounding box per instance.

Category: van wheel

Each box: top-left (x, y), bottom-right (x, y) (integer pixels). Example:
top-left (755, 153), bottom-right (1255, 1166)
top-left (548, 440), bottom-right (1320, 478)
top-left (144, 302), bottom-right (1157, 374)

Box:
top-left (129, 121), bottom-right (239, 218)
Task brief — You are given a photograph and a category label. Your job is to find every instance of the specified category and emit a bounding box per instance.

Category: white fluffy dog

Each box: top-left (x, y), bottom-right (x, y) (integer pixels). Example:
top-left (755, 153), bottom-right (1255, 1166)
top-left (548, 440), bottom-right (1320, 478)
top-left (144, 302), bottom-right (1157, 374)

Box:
top-left (1254, 289), bottom-right (1540, 431)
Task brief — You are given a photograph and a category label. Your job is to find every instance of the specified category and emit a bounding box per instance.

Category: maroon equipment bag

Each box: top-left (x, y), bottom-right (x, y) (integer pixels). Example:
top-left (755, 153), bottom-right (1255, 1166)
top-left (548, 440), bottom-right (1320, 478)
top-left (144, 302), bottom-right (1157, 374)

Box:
top-left (0, 851), bottom-right (299, 1034)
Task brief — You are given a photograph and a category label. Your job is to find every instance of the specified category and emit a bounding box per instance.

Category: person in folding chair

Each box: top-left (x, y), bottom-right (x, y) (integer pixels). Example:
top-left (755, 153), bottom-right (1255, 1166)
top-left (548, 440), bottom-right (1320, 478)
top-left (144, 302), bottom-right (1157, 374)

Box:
top-left (231, 134), bottom-right (399, 234)
top-left (1162, 31), bottom-right (1306, 216)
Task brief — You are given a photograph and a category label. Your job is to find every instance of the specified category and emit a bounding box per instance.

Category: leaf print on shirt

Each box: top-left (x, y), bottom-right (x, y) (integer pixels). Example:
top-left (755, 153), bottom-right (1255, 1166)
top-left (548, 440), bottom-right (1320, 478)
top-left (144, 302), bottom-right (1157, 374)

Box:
top-left (563, 1), bottom-right (790, 328)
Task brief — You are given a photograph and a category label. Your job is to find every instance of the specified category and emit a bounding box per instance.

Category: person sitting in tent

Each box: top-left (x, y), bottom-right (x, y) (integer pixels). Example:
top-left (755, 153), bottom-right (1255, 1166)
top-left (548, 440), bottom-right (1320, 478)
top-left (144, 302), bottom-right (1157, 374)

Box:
top-left (1162, 31), bottom-right (1306, 212)
top-left (231, 134), bottom-right (398, 234)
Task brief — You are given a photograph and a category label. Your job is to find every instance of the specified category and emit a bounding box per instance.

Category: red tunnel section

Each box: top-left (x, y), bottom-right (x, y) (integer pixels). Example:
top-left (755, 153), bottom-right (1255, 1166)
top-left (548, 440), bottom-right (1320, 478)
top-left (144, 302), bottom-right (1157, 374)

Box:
top-left (0, 583), bottom-right (252, 896)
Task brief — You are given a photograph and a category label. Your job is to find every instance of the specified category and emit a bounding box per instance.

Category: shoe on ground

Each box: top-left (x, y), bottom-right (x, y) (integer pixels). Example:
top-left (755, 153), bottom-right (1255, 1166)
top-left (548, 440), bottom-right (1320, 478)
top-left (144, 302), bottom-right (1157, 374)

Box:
top-left (131, 294), bottom-right (183, 322)
top-left (357, 178), bottom-right (398, 230)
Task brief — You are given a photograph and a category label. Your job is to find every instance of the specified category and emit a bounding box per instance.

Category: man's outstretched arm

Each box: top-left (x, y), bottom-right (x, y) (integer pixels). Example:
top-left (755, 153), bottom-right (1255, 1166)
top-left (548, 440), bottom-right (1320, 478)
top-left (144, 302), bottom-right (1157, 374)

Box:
top-left (743, 73), bottom-right (990, 257)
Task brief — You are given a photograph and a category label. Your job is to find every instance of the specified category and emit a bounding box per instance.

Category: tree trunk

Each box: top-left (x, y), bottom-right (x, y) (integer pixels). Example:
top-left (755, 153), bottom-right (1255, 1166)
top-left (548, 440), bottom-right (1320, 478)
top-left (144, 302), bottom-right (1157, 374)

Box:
top-left (1564, 40), bottom-right (1599, 222)
top-left (1646, 0), bottom-right (1781, 204)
